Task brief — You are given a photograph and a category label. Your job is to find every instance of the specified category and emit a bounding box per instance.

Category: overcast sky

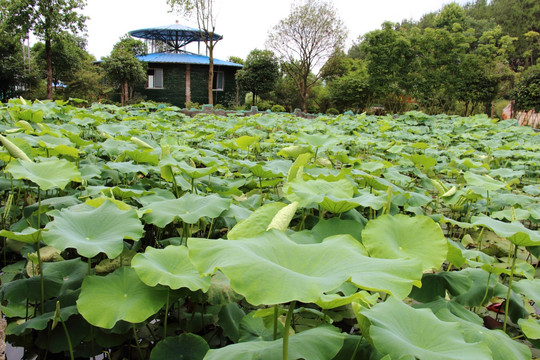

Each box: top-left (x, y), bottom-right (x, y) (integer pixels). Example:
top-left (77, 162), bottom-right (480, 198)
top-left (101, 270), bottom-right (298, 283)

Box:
top-left (83, 0), bottom-right (470, 61)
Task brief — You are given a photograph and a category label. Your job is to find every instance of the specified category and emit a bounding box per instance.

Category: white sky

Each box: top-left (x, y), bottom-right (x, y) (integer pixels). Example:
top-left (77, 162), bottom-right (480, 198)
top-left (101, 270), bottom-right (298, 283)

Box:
top-left (83, 0), bottom-right (470, 61)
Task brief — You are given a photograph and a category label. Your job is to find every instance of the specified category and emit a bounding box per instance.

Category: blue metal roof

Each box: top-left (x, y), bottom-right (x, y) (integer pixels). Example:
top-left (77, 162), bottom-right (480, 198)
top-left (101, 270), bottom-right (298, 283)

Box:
top-left (137, 52), bottom-right (243, 67)
top-left (129, 23), bottom-right (222, 52)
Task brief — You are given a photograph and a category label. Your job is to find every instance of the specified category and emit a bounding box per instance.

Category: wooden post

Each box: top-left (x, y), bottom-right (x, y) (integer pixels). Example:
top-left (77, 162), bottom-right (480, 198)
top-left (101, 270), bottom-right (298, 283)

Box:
top-left (185, 64), bottom-right (191, 106)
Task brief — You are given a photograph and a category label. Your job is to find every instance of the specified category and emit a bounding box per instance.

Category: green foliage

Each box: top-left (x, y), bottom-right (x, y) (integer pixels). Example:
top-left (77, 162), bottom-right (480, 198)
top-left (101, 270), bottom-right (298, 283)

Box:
top-left (513, 65), bottom-right (540, 111)
top-left (271, 104), bottom-right (286, 113)
top-left (101, 36), bottom-right (147, 106)
top-left (0, 100), bottom-right (538, 359)
top-left (236, 49), bottom-right (279, 104)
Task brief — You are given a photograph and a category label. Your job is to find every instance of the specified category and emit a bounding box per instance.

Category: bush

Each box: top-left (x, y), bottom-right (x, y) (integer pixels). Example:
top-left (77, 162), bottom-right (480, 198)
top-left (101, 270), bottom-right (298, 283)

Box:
top-left (271, 104), bottom-right (286, 113)
top-left (185, 101), bottom-right (201, 110)
top-left (326, 108), bottom-right (340, 115)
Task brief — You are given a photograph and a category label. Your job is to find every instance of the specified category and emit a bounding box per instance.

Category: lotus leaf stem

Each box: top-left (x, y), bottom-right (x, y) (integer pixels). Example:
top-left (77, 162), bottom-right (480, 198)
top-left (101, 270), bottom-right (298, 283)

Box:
top-left (282, 301), bottom-right (296, 360)
top-left (503, 243), bottom-right (518, 333)
top-left (273, 304), bottom-right (278, 340)
top-left (132, 324), bottom-right (144, 360)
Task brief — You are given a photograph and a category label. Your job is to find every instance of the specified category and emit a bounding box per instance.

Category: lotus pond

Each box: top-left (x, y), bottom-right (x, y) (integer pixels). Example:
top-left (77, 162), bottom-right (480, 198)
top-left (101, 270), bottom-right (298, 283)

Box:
top-left (0, 98), bottom-right (539, 360)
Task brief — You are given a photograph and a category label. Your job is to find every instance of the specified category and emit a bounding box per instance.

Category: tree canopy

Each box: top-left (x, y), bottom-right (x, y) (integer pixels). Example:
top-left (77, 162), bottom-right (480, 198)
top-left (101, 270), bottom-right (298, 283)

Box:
top-left (267, 0), bottom-right (347, 112)
top-left (1, 0), bottom-right (87, 99)
top-left (236, 49), bottom-right (279, 105)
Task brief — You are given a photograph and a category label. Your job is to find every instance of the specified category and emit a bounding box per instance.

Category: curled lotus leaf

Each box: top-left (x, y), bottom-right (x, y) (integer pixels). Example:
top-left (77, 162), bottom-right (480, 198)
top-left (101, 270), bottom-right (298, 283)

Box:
top-left (131, 245), bottom-right (211, 291)
top-left (188, 230), bottom-right (422, 305)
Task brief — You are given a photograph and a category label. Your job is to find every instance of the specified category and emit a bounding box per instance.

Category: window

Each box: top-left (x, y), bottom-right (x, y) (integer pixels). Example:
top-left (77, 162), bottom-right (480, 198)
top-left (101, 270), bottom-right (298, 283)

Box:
top-left (147, 68), bottom-right (163, 89)
top-left (212, 71), bottom-right (224, 91)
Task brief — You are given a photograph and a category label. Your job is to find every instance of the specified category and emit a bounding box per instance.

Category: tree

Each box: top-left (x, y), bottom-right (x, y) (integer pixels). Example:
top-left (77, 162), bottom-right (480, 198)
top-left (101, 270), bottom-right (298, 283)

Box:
top-left (236, 49), bottom-right (279, 105)
top-left (0, 22), bottom-right (24, 101)
top-left (359, 22), bottom-right (416, 113)
top-left (328, 58), bottom-right (370, 113)
top-left (32, 32), bottom-right (88, 90)
top-left (168, 0), bottom-right (221, 105)
top-left (266, 0), bottom-right (347, 112)
top-left (101, 37), bottom-right (147, 106)
top-left (2, 0), bottom-right (87, 100)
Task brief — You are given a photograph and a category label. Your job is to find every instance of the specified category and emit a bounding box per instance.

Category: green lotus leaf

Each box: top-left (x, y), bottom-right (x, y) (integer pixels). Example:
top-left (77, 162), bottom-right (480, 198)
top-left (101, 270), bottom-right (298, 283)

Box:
top-left (8, 305), bottom-right (78, 335)
top-left (218, 302), bottom-right (245, 343)
top-left (188, 230), bottom-right (422, 305)
top-left (315, 290), bottom-right (378, 310)
top-left (362, 214), bottom-right (447, 271)
top-left (297, 132), bottom-right (340, 149)
top-left (277, 145), bottom-right (311, 159)
top-left (105, 161), bottom-right (149, 175)
top-left (471, 215), bottom-right (540, 246)
top-left (235, 135), bottom-right (258, 150)
top-left (404, 154), bottom-right (437, 169)
top-left (419, 299), bottom-right (531, 360)
top-left (131, 245), bottom-right (210, 291)
top-left (284, 178), bottom-right (355, 208)
top-left (519, 317), bottom-right (540, 340)
top-left (0, 227), bottom-right (42, 244)
top-left (464, 171), bottom-right (506, 191)
top-left (227, 202), bottom-right (287, 240)
top-left (150, 334), bottom-right (209, 360)
top-left (238, 311), bottom-right (282, 342)
top-left (6, 158), bottom-right (81, 190)
top-left (77, 266), bottom-right (168, 329)
top-left (204, 325), bottom-right (344, 360)
top-left (142, 193), bottom-right (230, 227)
top-left (125, 150), bottom-right (159, 165)
top-left (311, 217), bottom-right (364, 242)
top-left (178, 161), bottom-right (218, 179)
top-left (42, 258), bottom-right (88, 296)
top-left (359, 297), bottom-right (492, 360)
top-left (513, 278), bottom-right (540, 304)
top-left (43, 201), bottom-right (144, 259)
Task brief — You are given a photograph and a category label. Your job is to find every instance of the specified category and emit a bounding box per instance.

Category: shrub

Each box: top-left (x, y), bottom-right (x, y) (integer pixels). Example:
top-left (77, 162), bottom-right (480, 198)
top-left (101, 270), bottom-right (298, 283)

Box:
top-left (326, 108), bottom-right (340, 115)
top-left (271, 104), bottom-right (286, 113)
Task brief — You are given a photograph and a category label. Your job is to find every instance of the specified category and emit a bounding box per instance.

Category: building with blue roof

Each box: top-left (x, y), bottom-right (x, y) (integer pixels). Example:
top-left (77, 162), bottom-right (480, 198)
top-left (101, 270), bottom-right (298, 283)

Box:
top-left (129, 22), bottom-right (243, 107)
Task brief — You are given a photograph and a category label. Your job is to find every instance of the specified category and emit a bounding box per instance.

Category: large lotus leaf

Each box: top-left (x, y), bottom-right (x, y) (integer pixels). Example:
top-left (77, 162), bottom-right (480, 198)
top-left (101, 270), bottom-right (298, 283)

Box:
top-left (471, 215), bottom-right (540, 246)
top-left (362, 214), bottom-right (447, 271)
top-left (141, 193), bottom-right (230, 227)
top-left (227, 202), bottom-right (286, 240)
top-left (150, 334), bottom-right (209, 360)
top-left (464, 172), bottom-right (506, 191)
top-left (284, 178), bottom-right (355, 208)
top-left (77, 266), bottom-right (168, 329)
top-left (131, 245), bottom-right (210, 291)
top-left (418, 299), bottom-right (531, 360)
top-left (204, 325), bottom-right (344, 360)
top-left (359, 297), bottom-right (492, 360)
top-left (6, 158), bottom-right (81, 190)
top-left (43, 201), bottom-right (143, 259)
top-left (188, 230), bottom-right (422, 305)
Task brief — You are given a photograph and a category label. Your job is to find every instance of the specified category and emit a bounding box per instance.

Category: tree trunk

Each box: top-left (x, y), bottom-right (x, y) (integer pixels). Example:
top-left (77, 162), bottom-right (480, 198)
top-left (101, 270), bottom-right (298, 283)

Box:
top-left (208, 44), bottom-right (214, 105)
top-left (45, 37), bottom-right (53, 100)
